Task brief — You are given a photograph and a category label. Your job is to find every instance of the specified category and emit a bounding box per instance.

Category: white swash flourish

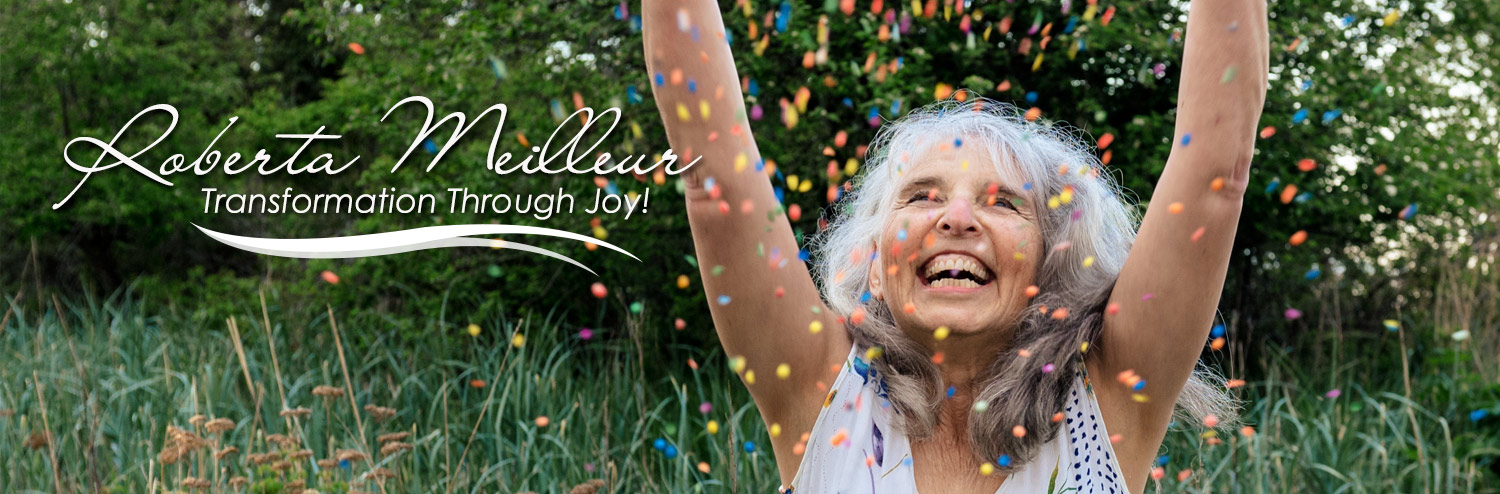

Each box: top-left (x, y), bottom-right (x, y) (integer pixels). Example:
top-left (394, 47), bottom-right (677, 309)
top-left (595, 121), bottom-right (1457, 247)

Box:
top-left (193, 223), bottom-right (638, 276)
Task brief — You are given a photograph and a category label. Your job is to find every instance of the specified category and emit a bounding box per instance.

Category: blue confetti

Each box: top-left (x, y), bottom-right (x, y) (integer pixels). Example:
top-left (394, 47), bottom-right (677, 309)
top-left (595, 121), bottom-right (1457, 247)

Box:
top-left (339, 459), bottom-right (351, 470)
top-left (1471, 410), bottom-right (1490, 422)
top-left (1025, 91), bottom-right (1038, 104)
top-left (748, 79), bottom-right (760, 97)
top-left (654, 72), bottom-right (665, 86)
top-left (1399, 203), bottom-right (1418, 220)
top-left (776, 1), bottom-right (791, 32)
top-left (842, 97), bottom-right (854, 107)
top-left (1211, 324), bottom-right (1226, 338)
top-left (1321, 109), bottom-right (1342, 124)
top-left (860, 291), bottom-right (872, 303)
top-left (1305, 267), bottom-right (1322, 280)
top-left (1301, 80), bottom-right (1313, 91)
top-left (1341, 14), bottom-right (1355, 27)
top-left (724, 28), bottom-right (733, 44)
top-left (890, 99), bottom-right (902, 115)
top-left (1292, 108), bottom-right (1308, 124)
top-left (630, 15), bottom-right (642, 32)
top-left (755, 159), bottom-right (766, 172)
top-left (1156, 454), bottom-right (1170, 466)
top-left (626, 85), bottom-right (641, 104)
top-left (745, 441), bottom-right (757, 453)
top-left (798, 250), bottom-right (811, 261)
top-left (867, 106), bottom-right (880, 120)
top-left (1133, 379), bottom-right (1147, 391)
top-left (1180, 134), bottom-right (1192, 147)
top-left (1064, 15), bottom-right (1079, 34)
top-left (773, 186), bottom-right (785, 203)
top-left (613, 4), bottom-right (626, 20)
top-left (1264, 177), bottom-right (1281, 194)
top-left (687, 79), bottom-right (697, 93)
top-left (423, 139), bottom-right (438, 154)
top-left (946, 386), bottom-right (956, 398)
top-left (997, 454), bottom-right (1013, 467)
top-left (1294, 192), bottom-right (1313, 203)
top-left (653, 438), bottom-right (667, 451)
top-left (896, 229), bottom-right (908, 241)
top-left (717, 295), bottom-right (731, 305)
top-left (954, 138), bottom-right (963, 148)
top-left (664, 444), bottom-right (678, 459)
top-left (1022, 182), bottom-right (1034, 191)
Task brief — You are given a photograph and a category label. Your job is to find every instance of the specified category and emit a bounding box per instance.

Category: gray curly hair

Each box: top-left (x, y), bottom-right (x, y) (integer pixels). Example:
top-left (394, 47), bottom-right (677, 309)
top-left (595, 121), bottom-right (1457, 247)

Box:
top-left (811, 97), bottom-right (1234, 470)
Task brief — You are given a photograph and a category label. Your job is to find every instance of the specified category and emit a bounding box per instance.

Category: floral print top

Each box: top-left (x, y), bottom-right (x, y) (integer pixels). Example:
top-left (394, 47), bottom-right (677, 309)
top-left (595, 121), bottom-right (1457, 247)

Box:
top-left (779, 346), bottom-right (1130, 494)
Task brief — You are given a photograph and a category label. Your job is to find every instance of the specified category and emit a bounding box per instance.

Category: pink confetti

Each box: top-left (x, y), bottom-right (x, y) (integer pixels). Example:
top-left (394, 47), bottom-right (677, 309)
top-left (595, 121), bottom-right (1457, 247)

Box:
top-left (1042, 363), bottom-right (1056, 373)
top-left (1284, 308), bottom-right (1303, 320)
top-left (578, 328), bottom-right (594, 340)
top-left (1141, 293), bottom-right (1154, 301)
top-left (699, 402), bottom-right (713, 414)
top-left (1325, 389), bottom-right (1341, 399)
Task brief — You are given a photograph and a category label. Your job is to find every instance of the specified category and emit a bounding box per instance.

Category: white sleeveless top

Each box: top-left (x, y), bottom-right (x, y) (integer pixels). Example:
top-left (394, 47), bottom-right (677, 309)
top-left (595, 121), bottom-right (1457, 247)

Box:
top-left (780, 346), bottom-right (1131, 494)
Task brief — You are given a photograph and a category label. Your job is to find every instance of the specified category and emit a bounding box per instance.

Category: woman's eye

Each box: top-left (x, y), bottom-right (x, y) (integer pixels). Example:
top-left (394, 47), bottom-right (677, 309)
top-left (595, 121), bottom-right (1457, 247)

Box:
top-left (907, 191), bottom-right (936, 204)
top-left (988, 195), bottom-right (1019, 211)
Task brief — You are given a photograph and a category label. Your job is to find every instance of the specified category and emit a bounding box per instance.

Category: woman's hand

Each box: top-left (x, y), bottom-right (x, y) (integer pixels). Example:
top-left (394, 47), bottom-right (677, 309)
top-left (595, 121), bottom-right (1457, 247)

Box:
top-left (1090, 0), bottom-right (1269, 491)
top-left (642, 0), bottom-right (850, 483)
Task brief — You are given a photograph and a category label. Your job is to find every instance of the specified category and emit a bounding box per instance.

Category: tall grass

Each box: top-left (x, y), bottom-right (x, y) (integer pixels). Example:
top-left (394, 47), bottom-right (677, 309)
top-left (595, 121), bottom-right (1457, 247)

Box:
top-left (0, 285), bottom-right (1496, 493)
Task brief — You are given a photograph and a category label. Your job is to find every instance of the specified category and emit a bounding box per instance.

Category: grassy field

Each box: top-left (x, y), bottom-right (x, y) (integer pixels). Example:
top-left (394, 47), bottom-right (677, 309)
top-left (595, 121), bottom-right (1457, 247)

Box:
top-left (0, 288), bottom-right (1497, 493)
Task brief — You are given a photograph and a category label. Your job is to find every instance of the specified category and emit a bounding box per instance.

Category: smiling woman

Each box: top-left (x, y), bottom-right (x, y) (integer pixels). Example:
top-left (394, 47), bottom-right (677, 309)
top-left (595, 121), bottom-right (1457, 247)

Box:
top-left (644, 0), bottom-right (1267, 492)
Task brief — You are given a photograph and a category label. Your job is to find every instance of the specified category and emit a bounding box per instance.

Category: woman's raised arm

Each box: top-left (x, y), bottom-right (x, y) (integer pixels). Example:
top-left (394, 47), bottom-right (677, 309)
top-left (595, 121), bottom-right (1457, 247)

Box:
top-left (1090, 0), bottom-right (1269, 489)
top-left (642, 0), bottom-right (849, 475)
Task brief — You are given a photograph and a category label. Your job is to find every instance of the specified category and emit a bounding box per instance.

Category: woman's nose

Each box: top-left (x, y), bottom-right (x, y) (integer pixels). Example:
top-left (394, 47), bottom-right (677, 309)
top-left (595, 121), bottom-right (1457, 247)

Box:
top-left (937, 198), bottom-right (978, 235)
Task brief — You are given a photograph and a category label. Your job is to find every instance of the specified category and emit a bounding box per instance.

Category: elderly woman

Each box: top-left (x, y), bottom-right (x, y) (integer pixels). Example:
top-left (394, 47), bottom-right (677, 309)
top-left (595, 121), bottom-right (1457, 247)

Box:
top-left (644, 1), bottom-right (1267, 492)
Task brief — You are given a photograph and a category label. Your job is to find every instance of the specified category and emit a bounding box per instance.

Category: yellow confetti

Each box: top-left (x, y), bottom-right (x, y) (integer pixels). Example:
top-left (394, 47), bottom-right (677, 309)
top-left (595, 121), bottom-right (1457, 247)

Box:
top-left (865, 347), bottom-right (884, 360)
top-left (676, 103), bottom-right (691, 122)
top-left (777, 363), bottom-right (791, 379)
top-left (745, 370), bottom-right (756, 384)
top-left (735, 153), bottom-right (749, 172)
top-left (511, 333), bottom-right (526, 348)
top-left (770, 423), bottom-right (782, 437)
top-left (1382, 10), bottom-right (1400, 26)
top-left (466, 324), bottom-right (481, 337)
top-left (934, 326), bottom-right (950, 340)
top-left (699, 100), bottom-right (711, 119)
top-left (708, 420), bottom-right (720, 434)
top-left (730, 356), bottom-right (747, 373)
top-left (1082, 256), bottom-right (1095, 267)
top-left (809, 320), bottom-right (824, 334)
top-left (980, 463), bottom-right (995, 475)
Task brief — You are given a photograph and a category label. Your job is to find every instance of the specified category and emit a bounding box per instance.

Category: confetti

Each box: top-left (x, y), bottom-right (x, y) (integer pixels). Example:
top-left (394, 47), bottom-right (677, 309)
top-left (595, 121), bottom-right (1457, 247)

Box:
top-left (591, 282), bottom-right (608, 298)
top-left (1259, 126), bottom-right (1276, 139)
top-left (1289, 230), bottom-right (1307, 246)
top-left (534, 416), bottom-right (550, 427)
top-left (1284, 308), bottom-right (1303, 320)
top-left (579, 328), bottom-right (594, 340)
top-left (348, 42), bottom-right (366, 55)
top-left (320, 270), bottom-right (340, 284)
top-left (466, 324), bottom-right (481, 337)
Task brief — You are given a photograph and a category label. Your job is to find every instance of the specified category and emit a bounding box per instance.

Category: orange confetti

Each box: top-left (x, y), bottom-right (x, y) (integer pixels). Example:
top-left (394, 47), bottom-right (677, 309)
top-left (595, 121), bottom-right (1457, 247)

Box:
top-left (1012, 425), bottom-right (1027, 437)
top-left (1052, 412), bottom-right (1064, 422)
top-left (1024, 285), bottom-right (1040, 297)
top-left (1297, 158), bottom-right (1317, 172)
top-left (320, 270), bottom-right (340, 284)
top-left (1280, 184), bottom-right (1298, 204)
top-left (534, 416), bottom-right (550, 427)
top-left (1240, 426), bottom-right (1256, 437)
top-left (1210, 337), bottom-right (1226, 350)
top-left (903, 303), bottom-right (916, 314)
top-left (697, 461), bottom-right (711, 473)
top-left (1097, 133), bottom-right (1115, 150)
top-left (1226, 379), bottom-right (1247, 389)
top-left (850, 307), bottom-right (867, 325)
top-left (1259, 126), bottom-right (1276, 139)
top-left (931, 352), bottom-right (945, 364)
top-left (1289, 230), bottom-right (1307, 246)
top-left (1210, 177), bottom-right (1225, 191)
top-left (1191, 226), bottom-right (1206, 242)
top-left (470, 379), bottom-right (486, 388)
top-left (1203, 414), bottom-right (1220, 428)
top-left (1106, 303), bottom-right (1120, 315)
top-left (348, 42), bottom-right (365, 55)
top-left (1168, 202), bottom-right (1184, 214)
top-left (590, 282), bottom-right (608, 298)
top-left (1024, 107), bottom-right (1042, 121)
top-left (1177, 469), bottom-right (1192, 482)
top-left (830, 428), bottom-right (849, 446)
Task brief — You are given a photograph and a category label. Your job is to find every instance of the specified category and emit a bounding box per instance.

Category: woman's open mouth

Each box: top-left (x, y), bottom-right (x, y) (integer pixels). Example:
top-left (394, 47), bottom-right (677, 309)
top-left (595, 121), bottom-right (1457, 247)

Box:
top-left (919, 253), bottom-right (994, 289)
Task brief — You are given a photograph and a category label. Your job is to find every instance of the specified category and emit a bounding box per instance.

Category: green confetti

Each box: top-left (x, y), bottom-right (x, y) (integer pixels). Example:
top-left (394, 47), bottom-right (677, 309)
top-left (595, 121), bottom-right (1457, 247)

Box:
top-left (487, 265), bottom-right (502, 277)
top-left (629, 301), bottom-right (644, 314)
top-left (712, 265), bottom-right (725, 276)
top-left (1221, 65), bottom-right (1238, 84)
top-left (684, 255), bottom-right (698, 268)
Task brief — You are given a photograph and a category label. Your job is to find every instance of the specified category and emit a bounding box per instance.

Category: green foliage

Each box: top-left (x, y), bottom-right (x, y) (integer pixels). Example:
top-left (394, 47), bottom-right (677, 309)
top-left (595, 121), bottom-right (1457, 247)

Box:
top-left (0, 293), bottom-right (1497, 491)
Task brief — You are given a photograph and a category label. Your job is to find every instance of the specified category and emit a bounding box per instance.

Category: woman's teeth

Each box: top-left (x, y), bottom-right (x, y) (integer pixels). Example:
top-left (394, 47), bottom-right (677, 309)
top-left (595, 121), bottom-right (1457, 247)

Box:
top-left (922, 254), bottom-right (992, 284)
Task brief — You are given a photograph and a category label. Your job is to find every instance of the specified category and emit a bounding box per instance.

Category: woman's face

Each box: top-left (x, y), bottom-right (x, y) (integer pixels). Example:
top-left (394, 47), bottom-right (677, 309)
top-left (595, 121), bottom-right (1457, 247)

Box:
top-left (868, 140), bottom-right (1042, 342)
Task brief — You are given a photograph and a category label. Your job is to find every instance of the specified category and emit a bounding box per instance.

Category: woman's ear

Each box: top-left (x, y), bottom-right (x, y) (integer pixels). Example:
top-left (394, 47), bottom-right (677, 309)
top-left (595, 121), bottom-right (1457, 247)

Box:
top-left (867, 246), bottom-right (884, 301)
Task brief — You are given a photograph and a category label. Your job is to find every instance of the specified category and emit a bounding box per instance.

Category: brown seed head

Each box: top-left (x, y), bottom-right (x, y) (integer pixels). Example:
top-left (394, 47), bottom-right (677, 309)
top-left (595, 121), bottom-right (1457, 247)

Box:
top-left (377, 431), bottom-right (411, 443)
top-left (205, 418), bottom-right (235, 434)
top-left (215, 446), bottom-right (240, 461)
top-left (380, 441), bottom-right (413, 456)
top-left (313, 385), bottom-right (345, 398)
top-left (280, 407), bottom-right (313, 419)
